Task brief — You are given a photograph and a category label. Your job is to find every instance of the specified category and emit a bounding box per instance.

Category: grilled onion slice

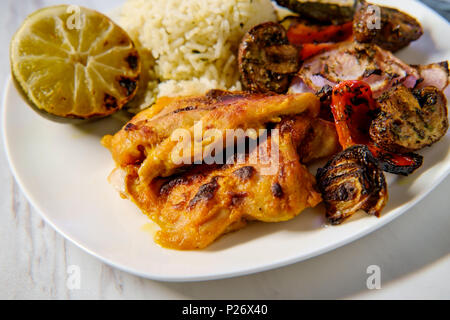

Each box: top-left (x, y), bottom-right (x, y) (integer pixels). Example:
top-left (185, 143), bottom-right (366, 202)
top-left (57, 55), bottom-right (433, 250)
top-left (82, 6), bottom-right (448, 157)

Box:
top-left (316, 145), bottom-right (388, 225)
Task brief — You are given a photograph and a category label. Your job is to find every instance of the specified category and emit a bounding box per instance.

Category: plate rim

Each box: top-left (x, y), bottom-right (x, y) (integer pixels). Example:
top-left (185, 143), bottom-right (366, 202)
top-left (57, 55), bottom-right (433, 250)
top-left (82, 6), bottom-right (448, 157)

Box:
top-left (3, 0), bottom-right (450, 282)
top-left (4, 75), bottom-right (450, 282)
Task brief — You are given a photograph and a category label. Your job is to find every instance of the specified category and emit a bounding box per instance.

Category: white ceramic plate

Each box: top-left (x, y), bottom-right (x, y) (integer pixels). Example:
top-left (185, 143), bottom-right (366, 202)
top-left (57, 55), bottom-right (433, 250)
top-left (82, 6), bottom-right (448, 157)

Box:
top-left (3, 0), bottom-right (450, 282)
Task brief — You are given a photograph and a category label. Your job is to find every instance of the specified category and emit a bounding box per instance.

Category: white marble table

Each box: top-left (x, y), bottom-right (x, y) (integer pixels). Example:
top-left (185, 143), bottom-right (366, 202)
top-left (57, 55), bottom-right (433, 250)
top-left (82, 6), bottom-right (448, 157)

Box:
top-left (0, 0), bottom-right (449, 300)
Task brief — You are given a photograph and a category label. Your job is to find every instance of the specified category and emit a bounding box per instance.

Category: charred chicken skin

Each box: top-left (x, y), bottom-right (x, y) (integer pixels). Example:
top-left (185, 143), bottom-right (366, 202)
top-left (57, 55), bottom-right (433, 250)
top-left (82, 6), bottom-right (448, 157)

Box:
top-left (103, 90), bottom-right (320, 202)
top-left (139, 116), bottom-right (324, 250)
top-left (103, 91), bottom-right (341, 250)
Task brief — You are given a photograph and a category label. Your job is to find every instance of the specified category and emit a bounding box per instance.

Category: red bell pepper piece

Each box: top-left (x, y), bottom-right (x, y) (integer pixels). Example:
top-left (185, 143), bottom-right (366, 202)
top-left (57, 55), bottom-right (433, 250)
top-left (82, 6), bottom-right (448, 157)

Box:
top-left (330, 80), bottom-right (377, 149)
top-left (287, 21), bottom-right (353, 46)
top-left (287, 21), bottom-right (353, 61)
top-left (299, 43), bottom-right (338, 61)
top-left (367, 143), bottom-right (423, 176)
top-left (330, 80), bottom-right (423, 175)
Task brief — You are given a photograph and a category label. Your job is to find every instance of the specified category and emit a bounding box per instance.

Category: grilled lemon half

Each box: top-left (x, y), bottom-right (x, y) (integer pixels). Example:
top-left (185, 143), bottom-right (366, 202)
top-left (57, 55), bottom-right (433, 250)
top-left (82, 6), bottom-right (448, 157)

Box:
top-left (10, 5), bottom-right (140, 121)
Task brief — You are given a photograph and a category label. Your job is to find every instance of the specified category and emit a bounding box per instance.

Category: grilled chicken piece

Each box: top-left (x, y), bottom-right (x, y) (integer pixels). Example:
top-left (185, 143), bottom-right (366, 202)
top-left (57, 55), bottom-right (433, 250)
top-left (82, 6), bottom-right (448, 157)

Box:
top-left (296, 41), bottom-right (419, 98)
top-left (275, 0), bottom-right (356, 24)
top-left (300, 118), bottom-right (341, 163)
top-left (106, 113), bottom-right (339, 250)
top-left (353, 1), bottom-right (423, 52)
top-left (414, 62), bottom-right (450, 91)
top-left (239, 22), bottom-right (300, 94)
top-left (316, 145), bottom-right (388, 225)
top-left (103, 91), bottom-right (321, 211)
top-left (370, 85), bottom-right (449, 154)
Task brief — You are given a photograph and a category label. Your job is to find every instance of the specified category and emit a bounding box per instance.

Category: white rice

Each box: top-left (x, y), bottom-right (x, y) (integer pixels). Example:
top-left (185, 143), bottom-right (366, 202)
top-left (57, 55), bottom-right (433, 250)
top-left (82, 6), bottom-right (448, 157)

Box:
top-left (116, 0), bottom-right (276, 112)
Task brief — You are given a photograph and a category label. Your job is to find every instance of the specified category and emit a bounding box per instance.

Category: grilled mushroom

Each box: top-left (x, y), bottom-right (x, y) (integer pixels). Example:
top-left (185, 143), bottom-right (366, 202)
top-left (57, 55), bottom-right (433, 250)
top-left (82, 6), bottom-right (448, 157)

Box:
top-left (238, 22), bottom-right (300, 94)
top-left (316, 145), bottom-right (388, 225)
top-left (275, 0), bottom-right (356, 25)
top-left (370, 85), bottom-right (449, 154)
top-left (353, 1), bottom-right (423, 52)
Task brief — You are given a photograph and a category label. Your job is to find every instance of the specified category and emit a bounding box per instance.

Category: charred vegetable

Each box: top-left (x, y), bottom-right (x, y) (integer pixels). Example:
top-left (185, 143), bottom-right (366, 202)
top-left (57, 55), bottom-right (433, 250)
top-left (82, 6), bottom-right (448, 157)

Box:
top-left (285, 18), bottom-right (353, 45)
top-left (331, 80), bottom-right (377, 148)
top-left (275, 0), bottom-right (356, 25)
top-left (353, 1), bottom-right (423, 52)
top-left (239, 22), bottom-right (300, 94)
top-left (370, 85), bottom-right (449, 154)
top-left (368, 143), bottom-right (423, 176)
top-left (316, 145), bottom-right (388, 225)
top-left (330, 80), bottom-right (424, 175)
top-left (282, 17), bottom-right (353, 60)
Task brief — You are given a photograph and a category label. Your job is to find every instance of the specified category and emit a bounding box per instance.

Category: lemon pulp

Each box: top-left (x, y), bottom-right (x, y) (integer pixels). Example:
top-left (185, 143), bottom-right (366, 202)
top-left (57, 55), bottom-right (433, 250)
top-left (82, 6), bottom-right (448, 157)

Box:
top-left (10, 5), bottom-right (141, 120)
